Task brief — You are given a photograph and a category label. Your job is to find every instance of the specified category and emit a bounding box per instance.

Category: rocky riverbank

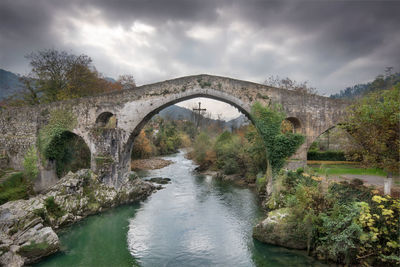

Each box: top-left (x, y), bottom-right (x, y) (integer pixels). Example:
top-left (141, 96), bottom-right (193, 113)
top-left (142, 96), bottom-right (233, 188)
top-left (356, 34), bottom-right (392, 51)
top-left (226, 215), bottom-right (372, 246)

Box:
top-left (0, 169), bottom-right (155, 266)
top-left (252, 208), bottom-right (307, 250)
top-left (131, 158), bottom-right (173, 170)
top-left (196, 169), bottom-right (257, 188)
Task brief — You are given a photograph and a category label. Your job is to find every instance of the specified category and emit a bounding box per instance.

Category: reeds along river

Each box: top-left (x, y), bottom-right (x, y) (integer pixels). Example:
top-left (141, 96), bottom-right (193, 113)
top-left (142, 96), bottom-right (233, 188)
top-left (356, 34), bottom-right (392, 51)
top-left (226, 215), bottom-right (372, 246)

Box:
top-left (35, 150), bottom-right (325, 267)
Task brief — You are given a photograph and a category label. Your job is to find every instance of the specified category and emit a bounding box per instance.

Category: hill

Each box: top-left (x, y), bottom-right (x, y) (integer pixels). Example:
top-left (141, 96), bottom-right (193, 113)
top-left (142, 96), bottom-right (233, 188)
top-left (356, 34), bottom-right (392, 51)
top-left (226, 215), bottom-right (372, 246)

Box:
top-left (0, 69), bottom-right (23, 100)
top-left (225, 114), bottom-right (250, 130)
top-left (158, 105), bottom-right (196, 121)
top-left (330, 72), bottom-right (400, 99)
top-left (158, 105), bottom-right (249, 130)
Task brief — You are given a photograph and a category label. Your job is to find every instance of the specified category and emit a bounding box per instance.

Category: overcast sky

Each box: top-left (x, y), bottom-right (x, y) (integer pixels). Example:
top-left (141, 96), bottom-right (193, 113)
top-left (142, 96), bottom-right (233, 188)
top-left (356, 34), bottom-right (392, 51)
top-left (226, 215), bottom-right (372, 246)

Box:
top-left (1, 0), bottom-right (399, 99)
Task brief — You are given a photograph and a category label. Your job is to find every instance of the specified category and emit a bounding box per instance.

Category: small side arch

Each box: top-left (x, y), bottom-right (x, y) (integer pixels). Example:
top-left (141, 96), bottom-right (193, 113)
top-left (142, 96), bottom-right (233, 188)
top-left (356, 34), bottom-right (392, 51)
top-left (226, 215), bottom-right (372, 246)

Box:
top-left (96, 112), bottom-right (117, 128)
top-left (45, 130), bottom-right (91, 178)
top-left (308, 125), bottom-right (338, 151)
top-left (282, 117), bottom-right (303, 134)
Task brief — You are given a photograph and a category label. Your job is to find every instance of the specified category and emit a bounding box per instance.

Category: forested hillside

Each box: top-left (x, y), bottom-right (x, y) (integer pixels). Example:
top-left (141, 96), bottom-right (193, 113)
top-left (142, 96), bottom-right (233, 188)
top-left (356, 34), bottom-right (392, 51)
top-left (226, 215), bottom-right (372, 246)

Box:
top-left (0, 69), bottom-right (23, 100)
top-left (159, 105), bottom-right (248, 130)
top-left (330, 72), bottom-right (400, 99)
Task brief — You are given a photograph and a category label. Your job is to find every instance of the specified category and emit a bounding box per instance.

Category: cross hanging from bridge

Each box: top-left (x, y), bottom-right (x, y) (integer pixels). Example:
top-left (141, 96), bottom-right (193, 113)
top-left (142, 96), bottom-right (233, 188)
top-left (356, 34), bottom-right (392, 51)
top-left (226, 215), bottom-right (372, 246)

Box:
top-left (193, 102), bottom-right (206, 128)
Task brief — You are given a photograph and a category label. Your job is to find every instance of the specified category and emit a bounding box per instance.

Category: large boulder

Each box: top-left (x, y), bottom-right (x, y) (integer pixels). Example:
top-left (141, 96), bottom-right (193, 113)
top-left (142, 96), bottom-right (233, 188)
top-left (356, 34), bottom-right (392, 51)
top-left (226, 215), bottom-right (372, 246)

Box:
top-left (0, 199), bottom-right (59, 267)
top-left (253, 208), bottom-right (307, 250)
top-left (17, 225), bottom-right (59, 263)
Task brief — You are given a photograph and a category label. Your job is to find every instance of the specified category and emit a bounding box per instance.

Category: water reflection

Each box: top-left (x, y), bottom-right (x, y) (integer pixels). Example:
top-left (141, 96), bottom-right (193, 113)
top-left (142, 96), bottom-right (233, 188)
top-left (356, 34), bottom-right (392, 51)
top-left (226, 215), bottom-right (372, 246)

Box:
top-left (127, 151), bottom-right (324, 267)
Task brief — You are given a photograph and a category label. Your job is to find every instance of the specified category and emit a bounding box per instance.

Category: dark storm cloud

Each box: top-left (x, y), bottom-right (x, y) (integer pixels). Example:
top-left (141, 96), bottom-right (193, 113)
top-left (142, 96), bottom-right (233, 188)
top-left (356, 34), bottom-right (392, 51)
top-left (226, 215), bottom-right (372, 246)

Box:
top-left (226, 1), bottom-right (400, 90)
top-left (0, 0), bottom-right (399, 94)
top-left (0, 0), bottom-right (81, 72)
top-left (80, 0), bottom-right (222, 25)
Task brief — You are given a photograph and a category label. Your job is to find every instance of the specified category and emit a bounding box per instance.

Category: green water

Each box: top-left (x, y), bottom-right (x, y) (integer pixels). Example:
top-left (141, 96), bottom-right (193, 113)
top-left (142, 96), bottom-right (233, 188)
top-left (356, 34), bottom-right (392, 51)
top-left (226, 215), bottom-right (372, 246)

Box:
top-left (35, 151), bottom-right (326, 267)
top-left (35, 204), bottom-right (140, 267)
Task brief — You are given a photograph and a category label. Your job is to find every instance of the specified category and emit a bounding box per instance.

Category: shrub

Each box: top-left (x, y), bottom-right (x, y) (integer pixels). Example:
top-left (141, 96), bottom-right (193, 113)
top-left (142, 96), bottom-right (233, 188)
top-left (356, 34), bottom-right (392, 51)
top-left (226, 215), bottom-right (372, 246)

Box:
top-left (356, 196), bottom-right (400, 266)
top-left (263, 168), bottom-right (399, 265)
top-left (327, 180), bottom-right (373, 205)
top-left (315, 203), bottom-right (363, 264)
top-left (256, 174), bottom-right (267, 193)
top-left (23, 146), bottom-right (39, 179)
top-left (131, 130), bottom-right (154, 159)
top-left (223, 158), bottom-right (239, 175)
top-left (44, 196), bottom-right (65, 218)
top-left (192, 132), bottom-right (214, 167)
top-left (0, 172), bottom-right (30, 205)
top-left (307, 150), bottom-right (346, 161)
top-left (214, 131), bottom-right (241, 174)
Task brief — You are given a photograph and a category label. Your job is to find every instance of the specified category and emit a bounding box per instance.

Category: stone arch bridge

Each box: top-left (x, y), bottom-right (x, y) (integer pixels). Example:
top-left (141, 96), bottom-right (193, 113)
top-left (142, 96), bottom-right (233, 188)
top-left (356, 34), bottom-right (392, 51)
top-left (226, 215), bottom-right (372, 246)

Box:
top-left (0, 74), bottom-right (349, 189)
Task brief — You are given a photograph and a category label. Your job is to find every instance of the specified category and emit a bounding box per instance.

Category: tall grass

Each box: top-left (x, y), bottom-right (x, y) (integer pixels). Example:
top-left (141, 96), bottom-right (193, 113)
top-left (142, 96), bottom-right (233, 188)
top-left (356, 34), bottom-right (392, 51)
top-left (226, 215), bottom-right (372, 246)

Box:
top-left (0, 172), bottom-right (30, 205)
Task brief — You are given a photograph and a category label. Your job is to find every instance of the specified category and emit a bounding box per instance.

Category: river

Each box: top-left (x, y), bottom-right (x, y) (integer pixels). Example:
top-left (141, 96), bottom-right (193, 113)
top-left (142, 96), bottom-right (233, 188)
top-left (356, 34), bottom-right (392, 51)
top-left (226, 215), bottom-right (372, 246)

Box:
top-left (35, 150), bottom-right (325, 267)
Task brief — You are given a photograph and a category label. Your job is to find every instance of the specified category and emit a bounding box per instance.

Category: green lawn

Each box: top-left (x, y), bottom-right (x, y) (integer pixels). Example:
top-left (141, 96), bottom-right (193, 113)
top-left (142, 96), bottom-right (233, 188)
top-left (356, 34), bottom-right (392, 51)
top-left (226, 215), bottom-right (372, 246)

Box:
top-left (310, 164), bottom-right (387, 177)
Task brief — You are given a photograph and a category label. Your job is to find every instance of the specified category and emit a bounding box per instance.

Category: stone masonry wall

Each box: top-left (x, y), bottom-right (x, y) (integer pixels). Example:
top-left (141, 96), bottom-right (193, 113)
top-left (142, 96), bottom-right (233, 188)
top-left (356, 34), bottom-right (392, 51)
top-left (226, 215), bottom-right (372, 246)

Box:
top-left (0, 106), bottom-right (39, 170)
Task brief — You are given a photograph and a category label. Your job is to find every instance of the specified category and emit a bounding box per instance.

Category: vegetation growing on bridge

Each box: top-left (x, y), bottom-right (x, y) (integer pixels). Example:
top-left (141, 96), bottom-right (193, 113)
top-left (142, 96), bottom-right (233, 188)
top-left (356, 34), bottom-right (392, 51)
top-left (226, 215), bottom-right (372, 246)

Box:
top-left (38, 110), bottom-right (90, 177)
top-left (23, 145), bottom-right (39, 180)
top-left (251, 102), bottom-right (304, 174)
top-left (38, 110), bottom-right (78, 156)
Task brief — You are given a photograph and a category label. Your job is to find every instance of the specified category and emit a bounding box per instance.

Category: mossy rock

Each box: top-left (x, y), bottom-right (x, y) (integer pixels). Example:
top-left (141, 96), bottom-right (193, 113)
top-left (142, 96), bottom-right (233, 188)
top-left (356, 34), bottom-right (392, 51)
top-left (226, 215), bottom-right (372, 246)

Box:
top-left (18, 241), bottom-right (51, 258)
top-left (253, 208), bottom-right (307, 250)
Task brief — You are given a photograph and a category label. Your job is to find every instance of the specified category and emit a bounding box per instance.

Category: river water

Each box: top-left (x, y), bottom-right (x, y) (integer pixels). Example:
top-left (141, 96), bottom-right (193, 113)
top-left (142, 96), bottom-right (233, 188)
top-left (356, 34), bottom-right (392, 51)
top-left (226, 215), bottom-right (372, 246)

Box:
top-left (35, 150), bottom-right (325, 267)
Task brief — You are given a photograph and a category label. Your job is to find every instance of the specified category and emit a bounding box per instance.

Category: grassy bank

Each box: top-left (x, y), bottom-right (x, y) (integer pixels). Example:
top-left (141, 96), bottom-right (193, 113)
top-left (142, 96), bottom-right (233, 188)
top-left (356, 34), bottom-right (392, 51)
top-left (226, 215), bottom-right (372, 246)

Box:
top-left (309, 162), bottom-right (387, 177)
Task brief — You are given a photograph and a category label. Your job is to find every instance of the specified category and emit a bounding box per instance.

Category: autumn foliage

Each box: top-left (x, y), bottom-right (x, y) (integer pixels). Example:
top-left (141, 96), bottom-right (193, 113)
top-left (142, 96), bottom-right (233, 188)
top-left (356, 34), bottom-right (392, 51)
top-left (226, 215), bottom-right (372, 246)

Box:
top-left (5, 49), bottom-right (136, 106)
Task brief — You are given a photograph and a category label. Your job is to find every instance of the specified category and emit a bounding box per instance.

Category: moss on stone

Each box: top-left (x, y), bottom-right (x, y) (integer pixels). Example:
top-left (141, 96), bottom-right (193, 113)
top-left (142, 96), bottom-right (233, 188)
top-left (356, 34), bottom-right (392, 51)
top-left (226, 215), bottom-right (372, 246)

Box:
top-left (253, 208), bottom-right (308, 250)
top-left (19, 241), bottom-right (51, 256)
top-left (95, 156), bottom-right (114, 167)
top-left (44, 196), bottom-right (65, 219)
top-left (38, 109), bottom-right (77, 161)
top-left (256, 93), bottom-right (269, 100)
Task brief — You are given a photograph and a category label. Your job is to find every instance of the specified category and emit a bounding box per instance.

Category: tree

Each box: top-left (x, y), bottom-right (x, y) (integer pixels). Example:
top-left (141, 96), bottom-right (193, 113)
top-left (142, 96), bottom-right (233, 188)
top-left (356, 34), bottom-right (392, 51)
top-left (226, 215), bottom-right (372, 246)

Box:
top-left (25, 49), bottom-right (94, 102)
top-left (132, 130), bottom-right (154, 159)
top-left (12, 49), bottom-right (123, 105)
top-left (264, 75), bottom-right (317, 94)
top-left (18, 76), bottom-right (40, 105)
top-left (343, 83), bottom-right (400, 174)
top-left (117, 74), bottom-right (136, 90)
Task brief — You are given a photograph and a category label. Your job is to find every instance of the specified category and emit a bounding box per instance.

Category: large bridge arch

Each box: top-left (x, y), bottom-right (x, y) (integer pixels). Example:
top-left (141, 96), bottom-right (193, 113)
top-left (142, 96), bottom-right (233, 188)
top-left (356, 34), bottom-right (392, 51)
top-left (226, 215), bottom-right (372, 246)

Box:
top-left (117, 91), bottom-right (254, 179)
